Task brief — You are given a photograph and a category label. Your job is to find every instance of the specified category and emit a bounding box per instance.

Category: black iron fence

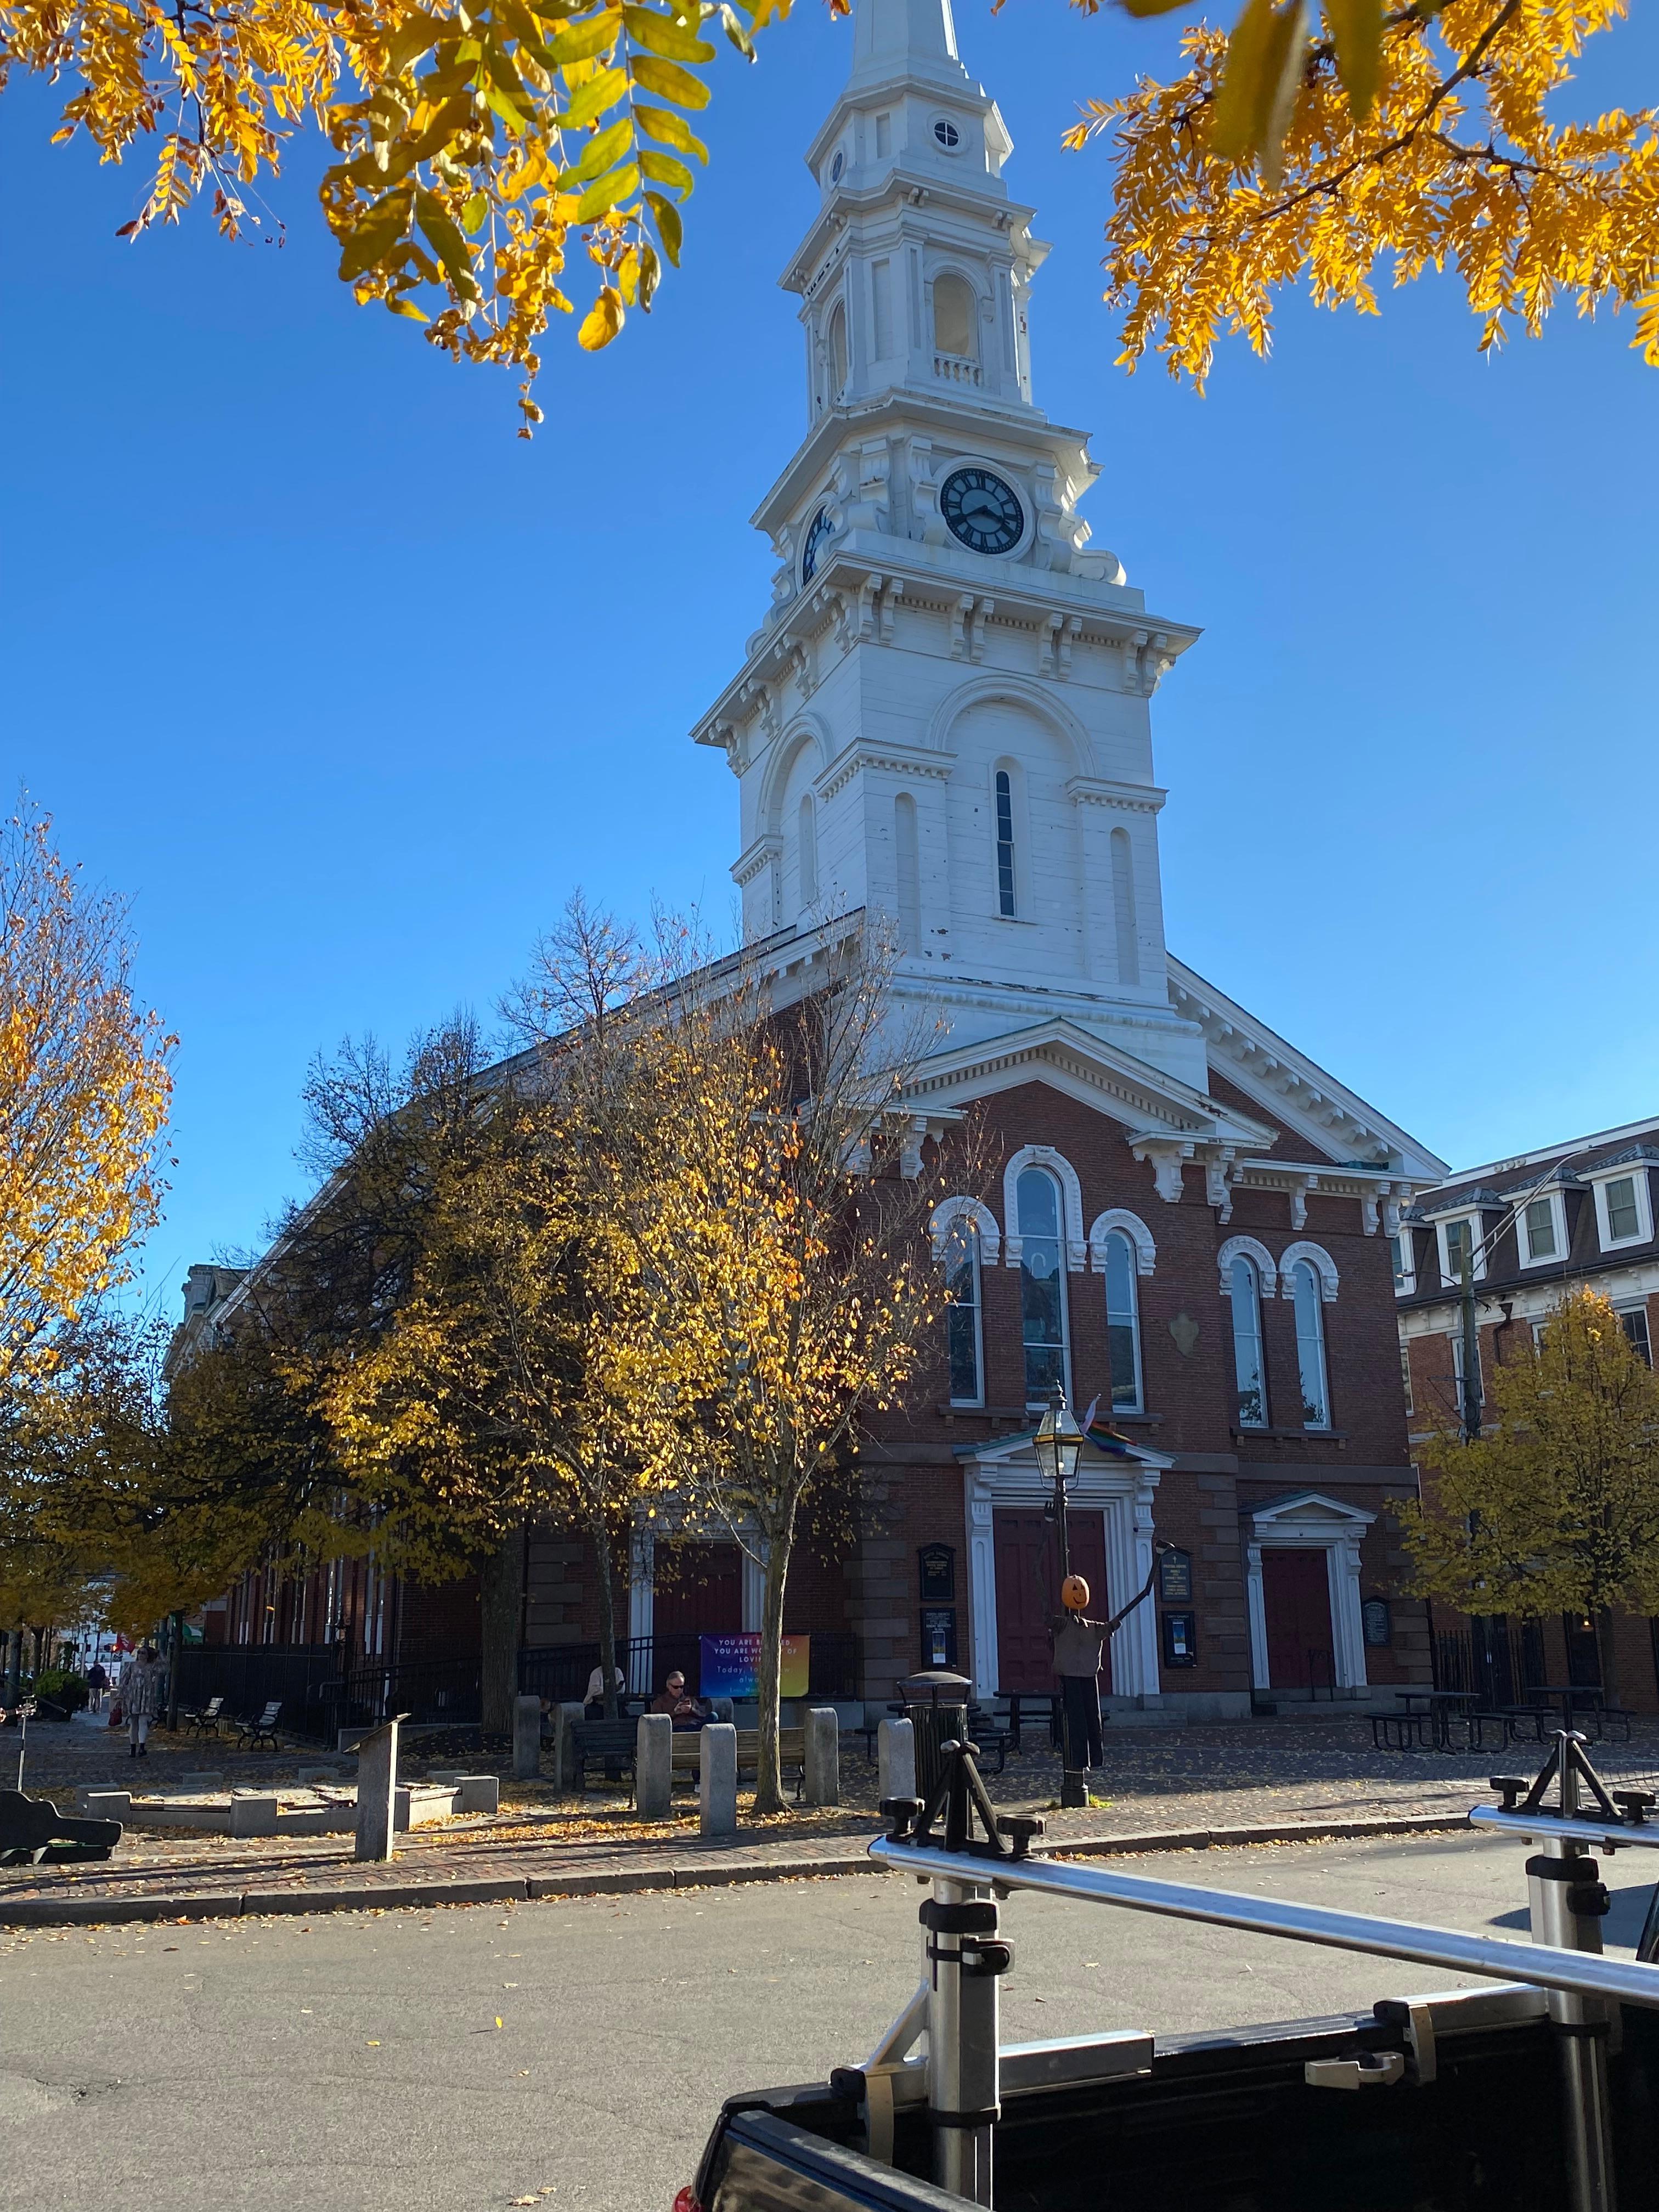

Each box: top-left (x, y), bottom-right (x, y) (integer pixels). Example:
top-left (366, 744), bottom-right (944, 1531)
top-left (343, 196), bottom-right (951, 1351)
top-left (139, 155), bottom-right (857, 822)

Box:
top-left (519, 1631), bottom-right (860, 1706)
top-left (177, 1630), bottom-right (861, 1743)
top-left (1431, 1618), bottom-right (1550, 1706)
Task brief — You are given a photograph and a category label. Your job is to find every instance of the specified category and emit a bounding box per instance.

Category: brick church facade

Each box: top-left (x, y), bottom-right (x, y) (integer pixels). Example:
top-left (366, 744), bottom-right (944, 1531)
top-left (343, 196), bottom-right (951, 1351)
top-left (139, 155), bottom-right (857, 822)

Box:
top-left (193, 0), bottom-right (1447, 1722)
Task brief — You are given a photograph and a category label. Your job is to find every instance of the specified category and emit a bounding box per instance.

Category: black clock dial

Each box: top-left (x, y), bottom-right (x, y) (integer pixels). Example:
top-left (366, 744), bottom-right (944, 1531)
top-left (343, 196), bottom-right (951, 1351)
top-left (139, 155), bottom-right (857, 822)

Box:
top-left (801, 505), bottom-right (834, 583)
top-left (940, 467), bottom-right (1023, 556)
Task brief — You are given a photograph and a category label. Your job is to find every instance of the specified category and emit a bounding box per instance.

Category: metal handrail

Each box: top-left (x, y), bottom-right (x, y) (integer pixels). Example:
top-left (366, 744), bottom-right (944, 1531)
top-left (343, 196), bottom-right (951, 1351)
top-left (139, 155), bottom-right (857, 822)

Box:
top-left (1470, 1805), bottom-right (1659, 1852)
top-left (867, 1835), bottom-right (1659, 2012)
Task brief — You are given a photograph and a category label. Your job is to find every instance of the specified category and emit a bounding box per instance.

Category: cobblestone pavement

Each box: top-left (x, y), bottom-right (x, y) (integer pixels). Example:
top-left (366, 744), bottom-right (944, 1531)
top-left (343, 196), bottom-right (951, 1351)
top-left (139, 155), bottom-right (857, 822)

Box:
top-left (6, 1711), bottom-right (1656, 1924)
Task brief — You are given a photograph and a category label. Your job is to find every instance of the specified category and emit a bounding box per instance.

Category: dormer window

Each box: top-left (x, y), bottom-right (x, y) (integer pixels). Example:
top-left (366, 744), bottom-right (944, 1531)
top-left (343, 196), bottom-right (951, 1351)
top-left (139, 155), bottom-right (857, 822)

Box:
top-left (933, 117), bottom-right (960, 150)
top-left (1439, 1215), bottom-right (1481, 1286)
top-left (1590, 1165), bottom-right (1653, 1251)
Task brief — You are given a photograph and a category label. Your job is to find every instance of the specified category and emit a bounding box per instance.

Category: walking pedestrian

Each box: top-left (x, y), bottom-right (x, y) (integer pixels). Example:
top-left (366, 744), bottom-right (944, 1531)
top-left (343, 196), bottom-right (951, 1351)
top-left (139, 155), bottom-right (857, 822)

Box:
top-left (85, 1659), bottom-right (109, 1715)
top-left (117, 1645), bottom-right (163, 1757)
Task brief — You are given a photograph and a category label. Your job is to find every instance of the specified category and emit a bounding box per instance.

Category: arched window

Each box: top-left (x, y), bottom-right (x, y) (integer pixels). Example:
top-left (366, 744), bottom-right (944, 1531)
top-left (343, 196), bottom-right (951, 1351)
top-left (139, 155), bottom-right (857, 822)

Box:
top-left (1291, 1259), bottom-right (1330, 1429)
top-left (933, 273), bottom-right (975, 360)
top-left (894, 792), bottom-right (920, 952)
top-left (994, 769), bottom-right (1016, 917)
top-left (797, 793), bottom-right (817, 910)
top-left (1229, 1254), bottom-right (1268, 1428)
top-left (1017, 1167), bottom-right (1068, 1404)
top-left (828, 300), bottom-right (849, 398)
top-left (942, 1221), bottom-right (983, 1406)
top-left (1102, 1229), bottom-right (1142, 1412)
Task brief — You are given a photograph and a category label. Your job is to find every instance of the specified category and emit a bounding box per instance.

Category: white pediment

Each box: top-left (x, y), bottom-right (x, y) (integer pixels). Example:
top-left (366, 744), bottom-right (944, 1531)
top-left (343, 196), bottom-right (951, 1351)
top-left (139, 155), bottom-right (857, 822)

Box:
top-left (1249, 1491), bottom-right (1376, 1529)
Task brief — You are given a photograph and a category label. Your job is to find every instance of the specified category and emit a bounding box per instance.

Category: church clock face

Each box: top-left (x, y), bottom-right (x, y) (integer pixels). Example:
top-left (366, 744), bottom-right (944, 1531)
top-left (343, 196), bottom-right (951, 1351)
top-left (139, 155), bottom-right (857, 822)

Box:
top-left (940, 467), bottom-right (1023, 556)
top-left (801, 505), bottom-right (834, 583)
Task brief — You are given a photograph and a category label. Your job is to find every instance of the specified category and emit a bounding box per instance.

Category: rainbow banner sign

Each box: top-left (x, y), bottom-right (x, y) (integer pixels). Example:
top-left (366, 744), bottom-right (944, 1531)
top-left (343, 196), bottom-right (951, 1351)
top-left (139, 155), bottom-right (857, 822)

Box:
top-left (698, 1633), bottom-right (810, 1701)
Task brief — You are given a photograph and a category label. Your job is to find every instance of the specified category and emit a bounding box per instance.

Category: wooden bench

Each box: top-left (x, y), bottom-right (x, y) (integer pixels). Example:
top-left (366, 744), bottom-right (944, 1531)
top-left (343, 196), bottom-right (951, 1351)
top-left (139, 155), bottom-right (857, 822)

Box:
top-left (233, 1700), bottom-right (283, 1752)
top-left (670, 1726), bottom-right (809, 1801)
top-left (571, 1719), bottom-right (638, 1794)
top-left (0, 1788), bottom-right (122, 1866)
top-left (183, 1696), bottom-right (225, 1737)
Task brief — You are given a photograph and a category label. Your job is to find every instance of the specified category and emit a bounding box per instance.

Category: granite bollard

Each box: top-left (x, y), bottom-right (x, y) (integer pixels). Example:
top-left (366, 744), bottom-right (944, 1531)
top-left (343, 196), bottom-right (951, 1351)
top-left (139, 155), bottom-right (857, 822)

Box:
top-left (804, 1707), bottom-right (840, 1807)
top-left (455, 1774), bottom-right (500, 1815)
top-left (514, 1694), bottom-right (543, 1781)
top-left (699, 1720), bottom-right (737, 1839)
top-left (554, 1702), bottom-right (584, 1789)
top-left (354, 1716), bottom-right (402, 1863)
top-left (636, 1712), bottom-right (673, 1820)
top-left (78, 1788), bottom-right (130, 1821)
top-left (877, 1716), bottom-right (916, 1805)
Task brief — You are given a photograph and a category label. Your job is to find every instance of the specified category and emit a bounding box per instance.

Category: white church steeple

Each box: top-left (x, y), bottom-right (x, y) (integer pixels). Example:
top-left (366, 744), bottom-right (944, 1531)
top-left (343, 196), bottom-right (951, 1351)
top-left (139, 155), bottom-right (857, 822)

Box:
top-left (692, 0), bottom-right (1211, 1091)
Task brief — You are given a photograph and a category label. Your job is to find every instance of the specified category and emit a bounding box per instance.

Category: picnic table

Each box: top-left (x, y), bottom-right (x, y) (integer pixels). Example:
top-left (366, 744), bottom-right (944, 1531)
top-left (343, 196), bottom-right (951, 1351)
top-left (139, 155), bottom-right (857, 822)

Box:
top-left (1528, 1685), bottom-right (1634, 1742)
top-left (997, 1690), bottom-right (1062, 1754)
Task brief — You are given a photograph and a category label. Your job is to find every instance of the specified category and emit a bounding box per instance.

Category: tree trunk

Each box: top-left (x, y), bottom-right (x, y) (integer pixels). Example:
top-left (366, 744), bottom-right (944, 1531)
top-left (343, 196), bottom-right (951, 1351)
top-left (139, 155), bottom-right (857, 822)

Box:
top-left (591, 1503), bottom-right (622, 1720)
top-left (753, 1517), bottom-right (794, 1818)
top-left (1595, 1609), bottom-right (1621, 1708)
top-left (479, 1526), bottom-right (523, 1736)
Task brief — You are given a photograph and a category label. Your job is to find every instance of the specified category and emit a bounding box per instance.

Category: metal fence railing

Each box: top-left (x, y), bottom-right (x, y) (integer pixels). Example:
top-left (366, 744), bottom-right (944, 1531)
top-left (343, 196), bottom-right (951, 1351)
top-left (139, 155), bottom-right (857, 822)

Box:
top-left (1432, 1620), bottom-right (1550, 1706)
top-left (518, 1631), bottom-right (860, 1706)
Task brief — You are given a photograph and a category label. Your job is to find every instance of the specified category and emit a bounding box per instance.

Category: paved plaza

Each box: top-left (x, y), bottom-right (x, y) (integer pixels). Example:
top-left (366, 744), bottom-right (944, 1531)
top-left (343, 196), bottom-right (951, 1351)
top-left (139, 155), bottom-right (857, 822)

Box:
top-left (1, 1830), bottom-right (1652, 2212)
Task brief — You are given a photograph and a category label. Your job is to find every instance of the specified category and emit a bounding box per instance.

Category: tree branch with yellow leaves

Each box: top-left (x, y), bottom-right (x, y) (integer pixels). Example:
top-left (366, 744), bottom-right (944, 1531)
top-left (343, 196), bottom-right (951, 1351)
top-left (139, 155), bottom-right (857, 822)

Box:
top-left (1066, 0), bottom-right (1659, 385)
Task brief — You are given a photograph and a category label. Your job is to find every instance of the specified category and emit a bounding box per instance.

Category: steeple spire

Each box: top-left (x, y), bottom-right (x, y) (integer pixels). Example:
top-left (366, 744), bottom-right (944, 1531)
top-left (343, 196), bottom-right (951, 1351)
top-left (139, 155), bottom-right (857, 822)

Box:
top-left (847, 0), bottom-right (967, 92)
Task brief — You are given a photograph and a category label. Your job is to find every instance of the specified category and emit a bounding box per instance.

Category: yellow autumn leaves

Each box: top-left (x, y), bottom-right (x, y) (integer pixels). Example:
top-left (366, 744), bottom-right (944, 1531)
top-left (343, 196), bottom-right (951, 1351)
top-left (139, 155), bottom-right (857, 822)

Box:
top-left (1066, 0), bottom-right (1659, 384)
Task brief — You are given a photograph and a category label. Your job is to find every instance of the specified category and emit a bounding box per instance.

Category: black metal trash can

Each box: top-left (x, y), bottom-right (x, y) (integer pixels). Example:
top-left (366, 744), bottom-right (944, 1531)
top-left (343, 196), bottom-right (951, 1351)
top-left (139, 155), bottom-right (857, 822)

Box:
top-left (901, 1668), bottom-right (973, 1804)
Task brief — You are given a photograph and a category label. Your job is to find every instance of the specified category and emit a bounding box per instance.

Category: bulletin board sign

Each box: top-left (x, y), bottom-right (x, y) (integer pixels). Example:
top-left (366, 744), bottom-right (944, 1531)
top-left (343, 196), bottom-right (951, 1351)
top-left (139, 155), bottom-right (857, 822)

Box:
top-left (698, 1633), bottom-right (810, 1700)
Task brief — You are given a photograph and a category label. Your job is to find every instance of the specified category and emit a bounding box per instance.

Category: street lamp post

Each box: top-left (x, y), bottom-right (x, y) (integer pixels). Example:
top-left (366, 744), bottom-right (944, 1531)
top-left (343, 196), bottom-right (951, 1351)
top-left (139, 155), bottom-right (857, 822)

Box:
top-left (1034, 1386), bottom-right (1087, 1810)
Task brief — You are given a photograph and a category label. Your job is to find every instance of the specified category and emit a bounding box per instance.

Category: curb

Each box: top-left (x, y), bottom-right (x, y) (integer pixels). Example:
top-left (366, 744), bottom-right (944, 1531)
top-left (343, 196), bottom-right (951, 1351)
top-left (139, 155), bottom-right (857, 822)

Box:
top-left (0, 1811), bottom-right (1474, 1930)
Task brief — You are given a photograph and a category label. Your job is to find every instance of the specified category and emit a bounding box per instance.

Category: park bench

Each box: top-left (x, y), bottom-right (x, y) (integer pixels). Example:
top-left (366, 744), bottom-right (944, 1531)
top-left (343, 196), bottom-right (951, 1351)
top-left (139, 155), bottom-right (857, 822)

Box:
top-left (670, 1726), bottom-right (809, 1801)
top-left (571, 1719), bottom-right (638, 1793)
top-left (233, 1700), bottom-right (283, 1752)
top-left (183, 1695), bottom-right (226, 1737)
top-left (0, 1789), bottom-right (122, 1866)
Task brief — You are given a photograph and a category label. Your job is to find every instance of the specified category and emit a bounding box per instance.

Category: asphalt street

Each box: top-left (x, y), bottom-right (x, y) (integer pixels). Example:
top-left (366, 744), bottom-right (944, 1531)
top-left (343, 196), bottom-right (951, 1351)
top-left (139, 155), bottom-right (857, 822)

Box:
top-left (1, 1831), bottom-right (1652, 2212)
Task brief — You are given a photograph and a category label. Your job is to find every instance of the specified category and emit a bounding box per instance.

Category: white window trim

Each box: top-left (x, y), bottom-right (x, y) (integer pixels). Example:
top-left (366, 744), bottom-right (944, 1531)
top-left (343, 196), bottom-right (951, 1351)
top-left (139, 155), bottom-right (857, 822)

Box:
top-left (1217, 1233), bottom-right (1278, 1297)
top-left (1099, 1228), bottom-right (1145, 1415)
top-left (1587, 1165), bottom-right (1654, 1252)
top-left (1514, 1186), bottom-right (1568, 1269)
top-left (1437, 1211), bottom-right (1486, 1285)
top-left (1002, 1146), bottom-right (1086, 1272)
top-left (1391, 1227), bottom-right (1417, 1297)
top-left (1279, 1239), bottom-right (1339, 1301)
top-left (928, 1195), bottom-right (1001, 1267)
top-left (1087, 1207), bottom-right (1156, 1277)
top-left (945, 1238), bottom-right (985, 1409)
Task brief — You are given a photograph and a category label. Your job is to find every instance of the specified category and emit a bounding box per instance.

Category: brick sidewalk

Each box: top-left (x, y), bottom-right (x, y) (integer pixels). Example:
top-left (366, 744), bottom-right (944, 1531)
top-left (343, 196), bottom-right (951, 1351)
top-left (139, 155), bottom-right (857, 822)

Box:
top-left (9, 1711), bottom-right (1653, 1929)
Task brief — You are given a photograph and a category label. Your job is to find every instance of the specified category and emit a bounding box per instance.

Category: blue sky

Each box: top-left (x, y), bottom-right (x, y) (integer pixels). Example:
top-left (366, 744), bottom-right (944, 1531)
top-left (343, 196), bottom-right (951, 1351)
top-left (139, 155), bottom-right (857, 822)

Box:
top-left (4, 1), bottom-right (1657, 1318)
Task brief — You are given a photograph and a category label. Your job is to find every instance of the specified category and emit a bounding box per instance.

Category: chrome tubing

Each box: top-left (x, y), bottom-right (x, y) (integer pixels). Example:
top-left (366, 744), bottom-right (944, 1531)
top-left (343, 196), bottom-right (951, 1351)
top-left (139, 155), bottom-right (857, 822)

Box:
top-left (1525, 1750), bottom-right (1618, 2212)
top-left (868, 1836), bottom-right (1659, 2012)
top-left (924, 1876), bottom-right (998, 2207)
top-left (1471, 1806), bottom-right (1659, 1852)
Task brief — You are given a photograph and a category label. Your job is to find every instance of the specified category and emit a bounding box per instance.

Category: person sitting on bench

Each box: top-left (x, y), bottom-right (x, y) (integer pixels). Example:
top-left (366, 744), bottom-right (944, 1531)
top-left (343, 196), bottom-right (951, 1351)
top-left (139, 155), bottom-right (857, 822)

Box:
top-left (650, 1672), bottom-right (708, 1730)
top-left (583, 1664), bottom-right (627, 1719)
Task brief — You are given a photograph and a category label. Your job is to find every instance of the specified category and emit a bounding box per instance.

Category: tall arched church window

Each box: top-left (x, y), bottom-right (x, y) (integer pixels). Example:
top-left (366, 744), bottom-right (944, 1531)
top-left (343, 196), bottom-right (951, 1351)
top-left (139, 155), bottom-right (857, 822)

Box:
top-left (1017, 1167), bottom-right (1068, 1404)
top-left (994, 770), bottom-right (1016, 917)
top-left (933, 273), bottom-right (975, 360)
top-left (1229, 1255), bottom-right (1268, 1428)
top-left (828, 301), bottom-right (849, 398)
top-left (1102, 1230), bottom-right (1142, 1412)
top-left (894, 792), bottom-right (920, 952)
top-left (942, 1222), bottom-right (983, 1406)
top-left (1291, 1259), bottom-right (1330, 1428)
top-left (798, 794), bottom-right (817, 910)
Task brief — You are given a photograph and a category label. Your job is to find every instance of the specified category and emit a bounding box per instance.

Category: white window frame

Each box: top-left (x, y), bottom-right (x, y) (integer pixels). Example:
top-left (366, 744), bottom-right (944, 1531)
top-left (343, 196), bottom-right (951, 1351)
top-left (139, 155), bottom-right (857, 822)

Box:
top-left (1390, 1228), bottom-right (1416, 1297)
top-left (1515, 1187), bottom-right (1567, 1268)
top-left (1616, 1301), bottom-right (1653, 1368)
top-left (1588, 1165), bottom-right (1653, 1252)
top-left (1437, 1211), bottom-right (1485, 1286)
top-left (942, 1225), bottom-right (985, 1408)
top-left (1400, 1342), bottom-right (1414, 1414)
top-left (1101, 1228), bottom-right (1144, 1415)
top-left (1289, 1259), bottom-right (1331, 1431)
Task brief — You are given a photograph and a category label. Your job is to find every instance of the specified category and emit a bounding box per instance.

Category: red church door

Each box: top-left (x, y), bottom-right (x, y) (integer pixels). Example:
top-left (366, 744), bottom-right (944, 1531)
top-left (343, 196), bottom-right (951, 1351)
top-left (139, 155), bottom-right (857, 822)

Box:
top-left (993, 1510), bottom-right (1112, 1691)
top-left (1261, 1549), bottom-right (1333, 1690)
top-left (652, 1541), bottom-right (743, 1635)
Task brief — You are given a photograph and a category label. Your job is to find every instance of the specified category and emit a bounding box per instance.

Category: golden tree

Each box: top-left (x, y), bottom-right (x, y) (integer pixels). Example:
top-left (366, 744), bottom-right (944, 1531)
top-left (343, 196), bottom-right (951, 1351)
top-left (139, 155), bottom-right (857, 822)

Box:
top-left (0, 798), bottom-right (173, 1391)
top-left (1399, 1288), bottom-right (1659, 1703)
top-left (569, 923), bottom-right (960, 1817)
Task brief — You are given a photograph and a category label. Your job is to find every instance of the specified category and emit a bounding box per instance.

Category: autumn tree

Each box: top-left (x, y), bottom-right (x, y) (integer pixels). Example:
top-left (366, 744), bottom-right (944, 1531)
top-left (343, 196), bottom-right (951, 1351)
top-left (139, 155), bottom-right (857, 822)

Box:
top-left (9, 0), bottom-right (1654, 421)
top-left (0, 797), bottom-right (173, 1391)
top-left (550, 920), bottom-right (962, 1816)
top-left (1400, 1288), bottom-right (1659, 1703)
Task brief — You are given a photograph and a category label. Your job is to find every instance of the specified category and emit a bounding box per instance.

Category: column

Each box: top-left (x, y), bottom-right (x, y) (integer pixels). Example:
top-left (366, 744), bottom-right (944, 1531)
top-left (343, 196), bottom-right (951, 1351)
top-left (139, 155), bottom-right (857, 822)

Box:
top-left (1245, 1542), bottom-right (1269, 1689)
top-left (967, 1492), bottom-right (998, 1702)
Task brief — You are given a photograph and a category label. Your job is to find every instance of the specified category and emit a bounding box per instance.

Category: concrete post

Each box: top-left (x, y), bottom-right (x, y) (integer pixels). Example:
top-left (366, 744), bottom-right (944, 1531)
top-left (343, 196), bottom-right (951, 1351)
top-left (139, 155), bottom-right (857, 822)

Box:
top-left (699, 1720), bottom-right (737, 1840)
top-left (804, 1707), bottom-right (840, 1807)
top-left (354, 1717), bottom-right (400, 1863)
top-left (636, 1712), bottom-right (673, 1820)
top-left (878, 1717), bottom-right (916, 1805)
top-left (514, 1694), bottom-right (543, 1781)
top-left (554, 1702), bottom-right (583, 1790)
top-left (456, 1775), bottom-right (499, 1815)
top-left (229, 1792), bottom-right (279, 1838)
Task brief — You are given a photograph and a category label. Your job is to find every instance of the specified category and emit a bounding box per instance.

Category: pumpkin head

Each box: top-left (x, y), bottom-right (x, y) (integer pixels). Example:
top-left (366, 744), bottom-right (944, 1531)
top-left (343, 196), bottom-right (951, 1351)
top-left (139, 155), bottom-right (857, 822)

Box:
top-left (1060, 1574), bottom-right (1091, 1612)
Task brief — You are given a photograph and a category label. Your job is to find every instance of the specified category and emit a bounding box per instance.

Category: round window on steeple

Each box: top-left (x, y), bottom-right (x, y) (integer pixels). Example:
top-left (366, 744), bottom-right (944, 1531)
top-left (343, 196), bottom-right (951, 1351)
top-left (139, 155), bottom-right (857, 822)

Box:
top-left (830, 148), bottom-right (845, 183)
top-left (933, 117), bottom-right (961, 150)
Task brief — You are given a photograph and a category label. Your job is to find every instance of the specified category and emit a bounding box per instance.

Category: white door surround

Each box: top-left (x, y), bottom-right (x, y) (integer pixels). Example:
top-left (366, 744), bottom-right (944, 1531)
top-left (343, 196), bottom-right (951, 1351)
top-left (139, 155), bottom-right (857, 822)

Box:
top-left (628, 1525), bottom-right (767, 1644)
top-left (958, 1431), bottom-right (1171, 1706)
top-left (1244, 1492), bottom-right (1375, 1693)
